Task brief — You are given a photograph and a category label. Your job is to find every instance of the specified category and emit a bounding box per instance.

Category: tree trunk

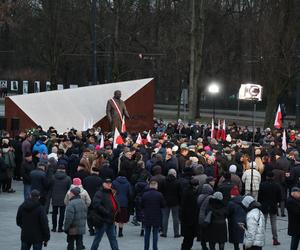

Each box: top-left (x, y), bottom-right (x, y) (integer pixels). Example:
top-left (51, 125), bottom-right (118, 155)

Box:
top-left (189, 0), bottom-right (205, 120)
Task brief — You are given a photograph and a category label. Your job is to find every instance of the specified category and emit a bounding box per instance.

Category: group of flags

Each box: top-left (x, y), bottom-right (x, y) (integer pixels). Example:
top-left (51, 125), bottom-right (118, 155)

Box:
top-left (211, 119), bottom-right (227, 141)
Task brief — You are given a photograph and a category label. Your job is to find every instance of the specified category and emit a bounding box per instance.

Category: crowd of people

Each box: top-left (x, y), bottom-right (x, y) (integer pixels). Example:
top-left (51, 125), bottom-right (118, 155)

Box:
top-left (2, 119), bottom-right (300, 250)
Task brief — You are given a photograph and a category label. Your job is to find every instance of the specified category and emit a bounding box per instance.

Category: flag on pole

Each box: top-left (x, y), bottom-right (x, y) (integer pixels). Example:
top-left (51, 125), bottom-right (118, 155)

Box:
top-left (211, 118), bottom-right (215, 139)
top-left (136, 133), bottom-right (142, 144)
top-left (113, 127), bottom-right (124, 149)
top-left (146, 130), bottom-right (152, 143)
top-left (221, 120), bottom-right (226, 141)
top-left (274, 105), bottom-right (282, 129)
top-left (282, 129), bottom-right (287, 152)
top-left (99, 134), bottom-right (104, 149)
top-left (216, 120), bottom-right (221, 140)
top-left (121, 116), bottom-right (126, 133)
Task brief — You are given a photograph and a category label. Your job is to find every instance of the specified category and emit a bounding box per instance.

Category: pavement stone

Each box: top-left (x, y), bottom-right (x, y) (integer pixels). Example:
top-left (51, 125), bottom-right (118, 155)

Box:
top-left (0, 181), bottom-right (293, 250)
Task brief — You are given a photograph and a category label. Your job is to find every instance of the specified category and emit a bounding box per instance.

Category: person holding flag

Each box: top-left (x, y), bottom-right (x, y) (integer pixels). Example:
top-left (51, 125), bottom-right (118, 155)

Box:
top-left (106, 90), bottom-right (130, 132)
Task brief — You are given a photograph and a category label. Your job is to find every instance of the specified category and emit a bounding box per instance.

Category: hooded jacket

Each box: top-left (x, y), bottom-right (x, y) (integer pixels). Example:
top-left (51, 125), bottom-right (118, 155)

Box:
top-left (112, 176), bottom-right (132, 207)
top-left (16, 198), bottom-right (50, 243)
top-left (52, 171), bottom-right (71, 206)
top-left (244, 202), bottom-right (265, 248)
top-left (65, 184), bottom-right (91, 207)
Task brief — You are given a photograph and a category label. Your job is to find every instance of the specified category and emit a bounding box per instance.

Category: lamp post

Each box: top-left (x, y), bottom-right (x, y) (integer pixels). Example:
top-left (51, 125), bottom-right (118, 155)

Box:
top-left (208, 82), bottom-right (220, 121)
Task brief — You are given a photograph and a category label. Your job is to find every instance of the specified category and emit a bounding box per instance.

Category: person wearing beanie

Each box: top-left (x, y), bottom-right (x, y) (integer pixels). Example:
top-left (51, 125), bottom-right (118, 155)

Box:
top-left (202, 191), bottom-right (227, 250)
top-left (287, 186), bottom-right (300, 250)
top-left (51, 164), bottom-right (71, 232)
top-left (192, 164), bottom-right (207, 193)
top-left (218, 166), bottom-right (242, 194)
top-left (21, 152), bottom-right (35, 200)
top-left (217, 172), bottom-right (234, 205)
top-left (242, 162), bottom-right (261, 200)
top-left (227, 185), bottom-right (246, 250)
top-left (64, 178), bottom-right (91, 207)
top-left (258, 171), bottom-right (282, 245)
top-left (64, 186), bottom-right (87, 250)
top-left (16, 189), bottom-right (50, 249)
top-left (241, 195), bottom-right (265, 250)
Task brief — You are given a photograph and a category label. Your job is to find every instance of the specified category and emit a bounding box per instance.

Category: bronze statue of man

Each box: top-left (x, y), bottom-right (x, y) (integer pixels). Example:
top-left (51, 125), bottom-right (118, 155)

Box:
top-left (106, 90), bottom-right (130, 132)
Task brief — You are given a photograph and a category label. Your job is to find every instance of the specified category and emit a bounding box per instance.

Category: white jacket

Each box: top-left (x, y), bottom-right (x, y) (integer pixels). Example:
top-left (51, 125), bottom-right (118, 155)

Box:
top-left (244, 208), bottom-right (265, 248)
top-left (242, 169), bottom-right (261, 191)
top-left (64, 184), bottom-right (91, 207)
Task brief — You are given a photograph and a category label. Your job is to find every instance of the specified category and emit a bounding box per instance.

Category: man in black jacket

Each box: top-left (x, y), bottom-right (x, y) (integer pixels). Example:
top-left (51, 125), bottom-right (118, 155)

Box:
top-left (287, 186), bottom-right (300, 250)
top-left (16, 189), bottom-right (50, 250)
top-left (21, 152), bottom-right (35, 200)
top-left (91, 178), bottom-right (119, 250)
top-left (258, 172), bottom-right (282, 245)
top-left (30, 163), bottom-right (50, 206)
top-left (82, 167), bottom-right (102, 236)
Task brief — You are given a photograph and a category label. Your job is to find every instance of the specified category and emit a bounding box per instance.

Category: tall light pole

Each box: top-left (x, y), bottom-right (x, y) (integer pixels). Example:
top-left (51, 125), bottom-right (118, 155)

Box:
top-left (91, 0), bottom-right (97, 85)
top-left (208, 82), bottom-right (220, 121)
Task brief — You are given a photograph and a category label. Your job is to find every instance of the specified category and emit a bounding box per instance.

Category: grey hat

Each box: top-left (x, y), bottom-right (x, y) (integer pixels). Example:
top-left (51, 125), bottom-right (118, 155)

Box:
top-left (291, 186), bottom-right (300, 193)
top-left (30, 189), bottom-right (40, 198)
top-left (70, 187), bottom-right (81, 196)
top-left (201, 184), bottom-right (213, 195)
top-left (212, 191), bottom-right (223, 200)
top-left (242, 195), bottom-right (255, 208)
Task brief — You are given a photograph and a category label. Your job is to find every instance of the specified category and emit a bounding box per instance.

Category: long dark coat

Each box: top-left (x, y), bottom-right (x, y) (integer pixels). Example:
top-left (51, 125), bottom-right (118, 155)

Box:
top-left (287, 196), bottom-right (300, 237)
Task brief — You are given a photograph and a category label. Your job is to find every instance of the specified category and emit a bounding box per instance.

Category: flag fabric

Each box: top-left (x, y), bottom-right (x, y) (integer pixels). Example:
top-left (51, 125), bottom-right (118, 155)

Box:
top-left (211, 118), bottom-right (214, 139)
top-left (121, 116), bottom-right (126, 133)
top-left (221, 120), bottom-right (226, 141)
top-left (99, 134), bottom-right (104, 149)
top-left (146, 130), bottom-right (152, 143)
top-left (274, 105), bottom-right (282, 129)
top-left (113, 127), bottom-right (124, 149)
top-left (282, 129), bottom-right (287, 152)
top-left (136, 133), bottom-right (142, 144)
top-left (216, 120), bottom-right (221, 140)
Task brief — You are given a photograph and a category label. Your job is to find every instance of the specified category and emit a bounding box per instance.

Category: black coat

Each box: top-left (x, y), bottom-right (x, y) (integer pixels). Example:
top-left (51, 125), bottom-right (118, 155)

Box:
top-left (227, 196), bottom-right (246, 243)
top-left (92, 188), bottom-right (119, 225)
top-left (21, 160), bottom-right (35, 185)
top-left (217, 180), bottom-right (234, 205)
top-left (16, 198), bottom-right (50, 243)
top-left (258, 180), bottom-right (282, 214)
top-left (202, 198), bottom-right (227, 243)
top-left (83, 174), bottom-right (103, 203)
top-left (73, 170), bottom-right (89, 182)
top-left (99, 166), bottom-right (114, 180)
top-left (141, 188), bottom-right (165, 227)
top-left (287, 196), bottom-right (300, 237)
top-left (51, 171), bottom-right (71, 207)
top-left (180, 185), bottom-right (198, 236)
top-left (162, 175), bottom-right (181, 207)
top-left (30, 168), bottom-right (49, 197)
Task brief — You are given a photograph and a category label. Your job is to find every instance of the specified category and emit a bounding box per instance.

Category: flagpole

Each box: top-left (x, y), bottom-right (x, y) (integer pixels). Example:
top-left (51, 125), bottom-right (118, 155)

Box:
top-left (250, 101), bottom-right (256, 196)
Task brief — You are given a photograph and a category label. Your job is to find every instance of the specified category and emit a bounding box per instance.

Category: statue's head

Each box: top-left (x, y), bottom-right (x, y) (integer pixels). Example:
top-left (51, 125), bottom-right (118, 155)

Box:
top-left (114, 90), bottom-right (121, 100)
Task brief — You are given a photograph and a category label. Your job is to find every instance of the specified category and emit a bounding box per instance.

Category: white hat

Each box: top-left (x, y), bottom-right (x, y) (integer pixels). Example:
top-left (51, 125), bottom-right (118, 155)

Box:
top-left (242, 195), bottom-right (255, 208)
top-left (172, 145), bottom-right (179, 152)
top-left (226, 134), bottom-right (232, 143)
top-left (229, 165), bottom-right (237, 173)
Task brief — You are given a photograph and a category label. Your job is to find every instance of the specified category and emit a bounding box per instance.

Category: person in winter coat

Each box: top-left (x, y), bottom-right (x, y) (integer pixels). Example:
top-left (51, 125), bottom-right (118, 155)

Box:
top-left (32, 136), bottom-right (48, 156)
top-left (30, 162), bottom-right (50, 206)
top-left (192, 164), bottom-right (207, 192)
top-left (82, 167), bottom-right (102, 236)
top-left (51, 165), bottom-right (71, 232)
top-left (64, 178), bottom-right (91, 208)
top-left (197, 183), bottom-right (214, 250)
top-left (112, 171), bottom-right (133, 237)
top-left (63, 187), bottom-right (87, 250)
top-left (21, 152), bottom-right (35, 200)
top-left (180, 179), bottom-right (199, 250)
top-left (91, 178), bottom-right (120, 250)
top-left (218, 165), bottom-right (242, 192)
top-left (227, 186), bottom-right (246, 250)
top-left (141, 180), bottom-right (166, 250)
top-left (257, 172), bottom-right (281, 245)
top-left (202, 192), bottom-right (227, 250)
top-left (2, 143), bottom-right (16, 192)
top-left (242, 163), bottom-right (261, 200)
top-left (16, 189), bottom-right (50, 250)
top-left (161, 169), bottom-right (181, 238)
top-left (286, 186), bottom-right (300, 250)
top-left (217, 172), bottom-right (234, 205)
top-left (241, 196), bottom-right (265, 250)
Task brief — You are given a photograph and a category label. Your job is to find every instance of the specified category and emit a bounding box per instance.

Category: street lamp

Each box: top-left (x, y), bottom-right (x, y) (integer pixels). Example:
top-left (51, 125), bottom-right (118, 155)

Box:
top-left (208, 82), bottom-right (220, 121)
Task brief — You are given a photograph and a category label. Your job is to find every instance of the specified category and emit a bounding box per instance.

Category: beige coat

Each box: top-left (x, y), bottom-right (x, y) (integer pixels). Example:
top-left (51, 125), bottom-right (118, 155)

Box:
top-left (64, 184), bottom-right (91, 207)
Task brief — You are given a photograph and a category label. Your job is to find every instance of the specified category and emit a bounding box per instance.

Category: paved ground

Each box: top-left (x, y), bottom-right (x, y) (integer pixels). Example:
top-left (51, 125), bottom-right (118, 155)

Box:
top-left (0, 181), bottom-right (293, 250)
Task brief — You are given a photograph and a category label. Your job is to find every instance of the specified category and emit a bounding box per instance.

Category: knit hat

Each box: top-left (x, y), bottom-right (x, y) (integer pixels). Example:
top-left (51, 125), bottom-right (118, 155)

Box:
top-left (201, 184), bottom-right (213, 195)
top-left (70, 187), bottom-right (81, 196)
top-left (291, 186), bottom-right (300, 193)
top-left (204, 146), bottom-right (211, 151)
top-left (189, 156), bottom-right (199, 163)
top-left (30, 189), bottom-right (40, 198)
top-left (242, 195), bottom-right (255, 208)
top-left (212, 191), bottom-right (223, 200)
top-left (229, 164), bottom-right (237, 174)
top-left (73, 178), bottom-right (82, 186)
top-left (230, 185), bottom-right (240, 196)
top-left (168, 168), bottom-right (177, 177)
